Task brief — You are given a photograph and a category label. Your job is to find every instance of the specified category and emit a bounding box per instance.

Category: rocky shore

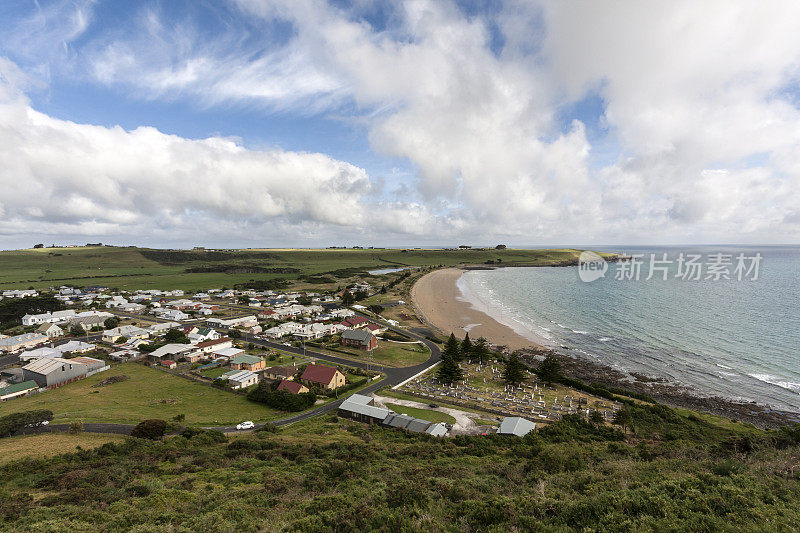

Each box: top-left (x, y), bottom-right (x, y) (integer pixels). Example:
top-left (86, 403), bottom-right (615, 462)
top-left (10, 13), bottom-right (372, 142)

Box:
top-left (513, 346), bottom-right (799, 428)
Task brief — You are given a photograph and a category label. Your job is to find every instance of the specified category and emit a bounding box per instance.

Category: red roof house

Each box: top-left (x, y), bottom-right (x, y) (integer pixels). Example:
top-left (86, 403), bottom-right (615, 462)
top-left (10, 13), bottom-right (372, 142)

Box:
top-left (301, 364), bottom-right (346, 390)
top-left (277, 380), bottom-right (309, 394)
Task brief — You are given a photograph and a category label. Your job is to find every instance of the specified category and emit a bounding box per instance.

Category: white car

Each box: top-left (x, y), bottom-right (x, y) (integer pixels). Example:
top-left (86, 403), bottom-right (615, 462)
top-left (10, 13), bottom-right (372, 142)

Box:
top-left (236, 421), bottom-right (255, 430)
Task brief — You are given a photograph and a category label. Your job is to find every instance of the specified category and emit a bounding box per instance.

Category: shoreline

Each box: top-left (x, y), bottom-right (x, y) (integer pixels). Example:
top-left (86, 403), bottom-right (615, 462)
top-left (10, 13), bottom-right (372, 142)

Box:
top-left (410, 268), bottom-right (544, 351)
top-left (410, 267), bottom-right (799, 428)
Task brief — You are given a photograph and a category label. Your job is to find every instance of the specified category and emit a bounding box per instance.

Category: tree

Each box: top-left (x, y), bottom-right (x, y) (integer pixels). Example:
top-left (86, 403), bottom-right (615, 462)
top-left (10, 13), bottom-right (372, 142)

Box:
top-left (103, 316), bottom-right (120, 329)
top-left (164, 328), bottom-right (190, 343)
top-left (503, 352), bottom-right (526, 386)
top-left (441, 333), bottom-right (461, 361)
top-left (341, 291), bottom-right (355, 306)
top-left (437, 333), bottom-right (464, 384)
top-left (470, 337), bottom-right (491, 363)
top-left (131, 419), bottom-right (168, 440)
top-left (460, 333), bottom-right (473, 360)
top-left (228, 329), bottom-right (242, 339)
top-left (613, 408), bottom-right (633, 434)
top-left (589, 411), bottom-right (604, 425)
top-left (535, 354), bottom-right (562, 384)
top-left (0, 410), bottom-right (54, 438)
top-left (437, 354), bottom-right (463, 385)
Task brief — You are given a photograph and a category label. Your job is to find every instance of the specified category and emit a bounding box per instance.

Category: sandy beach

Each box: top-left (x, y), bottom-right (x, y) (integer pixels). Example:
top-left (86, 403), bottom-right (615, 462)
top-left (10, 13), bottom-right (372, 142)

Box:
top-left (411, 268), bottom-right (543, 351)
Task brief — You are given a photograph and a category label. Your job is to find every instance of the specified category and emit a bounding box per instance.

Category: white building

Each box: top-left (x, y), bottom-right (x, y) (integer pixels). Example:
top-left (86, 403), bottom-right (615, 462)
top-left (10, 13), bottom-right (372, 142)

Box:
top-left (22, 310), bottom-right (77, 326)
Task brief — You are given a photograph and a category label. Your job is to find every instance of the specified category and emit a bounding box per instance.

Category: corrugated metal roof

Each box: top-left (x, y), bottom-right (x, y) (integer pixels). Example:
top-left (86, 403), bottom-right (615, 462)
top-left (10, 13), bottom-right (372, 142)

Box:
top-left (23, 357), bottom-right (82, 374)
top-left (0, 380), bottom-right (38, 396)
top-left (498, 417), bottom-right (537, 437)
top-left (425, 423), bottom-right (448, 437)
top-left (339, 397), bottom-right (391, 420)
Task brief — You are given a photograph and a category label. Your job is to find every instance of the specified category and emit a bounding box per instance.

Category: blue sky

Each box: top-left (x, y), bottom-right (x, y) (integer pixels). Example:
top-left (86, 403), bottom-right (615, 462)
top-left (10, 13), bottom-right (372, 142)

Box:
top-left (0, 0), bottom-right (798, 249)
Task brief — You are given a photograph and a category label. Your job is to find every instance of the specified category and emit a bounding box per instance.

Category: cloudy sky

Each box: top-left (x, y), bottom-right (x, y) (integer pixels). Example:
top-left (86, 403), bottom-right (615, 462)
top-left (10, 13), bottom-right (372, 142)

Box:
top-left (1, 0), bottom-right (799, 249)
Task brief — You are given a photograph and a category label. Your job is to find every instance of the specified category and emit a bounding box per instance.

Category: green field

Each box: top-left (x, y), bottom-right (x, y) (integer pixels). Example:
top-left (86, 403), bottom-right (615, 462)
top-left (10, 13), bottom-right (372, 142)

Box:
top-left (384, 403), bottom-right (457, 424)
top-left (0, 363), bottom-right (281, 426)
top-left (314, 340), bottom-right (431, 367)
top-left (0, 245), bottom-right (613, 291)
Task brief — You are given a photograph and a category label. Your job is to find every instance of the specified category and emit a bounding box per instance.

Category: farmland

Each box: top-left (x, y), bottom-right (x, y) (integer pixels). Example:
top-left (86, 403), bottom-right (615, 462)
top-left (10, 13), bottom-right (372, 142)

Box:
top-left (0, 245), bottom-right (610, 291)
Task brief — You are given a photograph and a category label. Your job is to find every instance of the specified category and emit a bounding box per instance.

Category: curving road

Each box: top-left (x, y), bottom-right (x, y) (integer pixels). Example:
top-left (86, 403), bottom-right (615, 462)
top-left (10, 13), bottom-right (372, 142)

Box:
top-left (24, 311), bottom-right (441, 436)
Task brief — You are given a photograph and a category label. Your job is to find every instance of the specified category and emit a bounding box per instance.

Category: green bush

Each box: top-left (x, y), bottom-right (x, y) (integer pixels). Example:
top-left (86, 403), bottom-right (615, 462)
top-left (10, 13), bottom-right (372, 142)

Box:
top-left (0, 409), bottom-right (54, 438)
top-left (130, 419), bottom-right (168, 440)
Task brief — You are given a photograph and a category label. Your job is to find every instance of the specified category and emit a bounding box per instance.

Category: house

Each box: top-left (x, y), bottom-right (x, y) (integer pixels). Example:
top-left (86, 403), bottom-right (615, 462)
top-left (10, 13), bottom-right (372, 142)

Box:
top-left (0, 380), bottom-right (39, 401)
top-left (229, 354), bottom-right (265, 371)
top-left (148, 343), bottom-right (197, 362)
top-left (300, 364), bottom-right (346, 390)
top-left (19, 347), bottom-right (62, 361)
top-left (264, 365), bottom-right (299, 381)
top-left (109, 349), bottom-right (141, 361)
top-left (338, 394), bottom-right (390, 424)
top-left (102, 326), bottom-right (150, 343)
top-left (277, 380), bottom-right (309, 394)
top-left (498, 417), bottom-right (537, 437)
top-left (22, 357), bottom-right (89, 388)
top-left (340, 316), bottom-right (369, 329)
top-left (22, 310), bottom-right (76, 326)
top-left (3, 289), bottom-right (38, 298)
top-left (187, 327), bottom-right (220, 343)
top-left (194, 337), bottom-right (233, 353)
top-left (155, 309), bottom-right (190, 321)
top-left (211, 347), bottom-right (245, 361)
top-left (161, 360), bottom-right (177, 369)
top-left (67, 315), bottom-right (107, 332)
top-left (0, 333), bottom-right (49, 352)
top-left (56, 340), bottom-right (95, 354)
top-left (365, 323), bottom-right (387, 335)
top-left (341, 329), bottom-right (378, 350)
top-left (222, 370), bottom-right (259, 389)
top-left (148, 322), bottom-right (182, 335)
top-left (36, 323), bottom-right (63, 338)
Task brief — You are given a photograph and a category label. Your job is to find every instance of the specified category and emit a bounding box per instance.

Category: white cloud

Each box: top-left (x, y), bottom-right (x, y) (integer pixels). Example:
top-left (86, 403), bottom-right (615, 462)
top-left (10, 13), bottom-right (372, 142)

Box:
top-left (2, 1), bottom-right (800, 244)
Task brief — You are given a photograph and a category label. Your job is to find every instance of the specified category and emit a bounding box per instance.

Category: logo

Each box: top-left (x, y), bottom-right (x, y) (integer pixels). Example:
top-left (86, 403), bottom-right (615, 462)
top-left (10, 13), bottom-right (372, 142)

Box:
top-left (578, 251), bottom-right (608, 283)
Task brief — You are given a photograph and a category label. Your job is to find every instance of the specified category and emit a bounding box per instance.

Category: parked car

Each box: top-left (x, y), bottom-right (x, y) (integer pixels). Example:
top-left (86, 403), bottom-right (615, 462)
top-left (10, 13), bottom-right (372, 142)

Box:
top-left (236, 421), bottom-right (255, 430)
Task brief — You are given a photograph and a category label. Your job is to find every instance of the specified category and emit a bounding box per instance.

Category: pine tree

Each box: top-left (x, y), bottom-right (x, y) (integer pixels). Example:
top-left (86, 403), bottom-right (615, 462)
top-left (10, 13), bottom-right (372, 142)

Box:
top-left (503, 352), bottom-right (526, 386)
top-left (443, 333), bottom-right (461, 361)
top-left (535, 354), bottom-right (561, 384)
top-left (470, 337), bottom-right (491, 363)
top-left (437, 353), bottom-right (464, 384)
top-left (460, 333), bottom-right (473, 360)
top-left (341, 291), bottom-right (355, 306)
top-left (437, 333), bottom-right (464, 384)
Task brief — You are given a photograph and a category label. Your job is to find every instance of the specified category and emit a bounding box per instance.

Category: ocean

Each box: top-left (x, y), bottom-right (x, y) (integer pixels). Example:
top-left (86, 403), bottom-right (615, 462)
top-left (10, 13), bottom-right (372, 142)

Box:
top-left (457, 246), bottom-right (800, 413)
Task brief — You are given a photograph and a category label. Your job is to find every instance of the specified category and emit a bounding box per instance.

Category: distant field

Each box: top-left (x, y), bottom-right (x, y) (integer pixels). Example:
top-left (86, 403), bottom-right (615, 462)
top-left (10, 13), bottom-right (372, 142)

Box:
top-left (0, 433), bottom-right (125, 465)
top-left (0, 246), bottom-right (612, 291)
top-left (1, 363), bottom-right (281, 426)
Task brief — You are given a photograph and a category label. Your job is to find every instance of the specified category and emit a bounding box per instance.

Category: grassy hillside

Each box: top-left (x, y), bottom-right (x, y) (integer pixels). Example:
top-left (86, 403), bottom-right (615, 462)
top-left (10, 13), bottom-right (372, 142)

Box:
top-left (0, 246), bottom-right (611, 291)
top-left (1, 405), bottom-right (799, 531)
top-left (1, 363), bottom-right (281, 426)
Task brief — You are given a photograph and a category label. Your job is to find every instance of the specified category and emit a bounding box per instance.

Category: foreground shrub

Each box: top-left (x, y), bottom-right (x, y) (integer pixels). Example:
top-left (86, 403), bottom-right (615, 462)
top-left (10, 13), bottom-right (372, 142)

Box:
top-left (0, 409), bottom-right (54, 438)
top-left (130, 419), bottom-right (167, 440)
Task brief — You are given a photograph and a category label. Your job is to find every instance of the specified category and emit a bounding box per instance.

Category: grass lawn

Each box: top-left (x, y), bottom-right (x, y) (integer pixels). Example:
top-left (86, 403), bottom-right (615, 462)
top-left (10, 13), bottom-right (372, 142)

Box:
top-left (199, 366), bottom-right (228, 379)
top-left (384, 403), bottom-right (457, 425)
top-left (314, 340), bottom-right (430, 367)
top-left (1, 363), bottom-right (282, 426)
top-left (0, 433), bottom-right (125, 465)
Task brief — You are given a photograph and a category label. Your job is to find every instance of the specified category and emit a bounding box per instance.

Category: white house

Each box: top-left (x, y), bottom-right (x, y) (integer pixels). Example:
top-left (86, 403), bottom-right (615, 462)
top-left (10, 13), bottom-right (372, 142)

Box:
top-left (36, 323), bottom-right (63, 338)
top-left (21, 310), bottom-right (77, 326)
